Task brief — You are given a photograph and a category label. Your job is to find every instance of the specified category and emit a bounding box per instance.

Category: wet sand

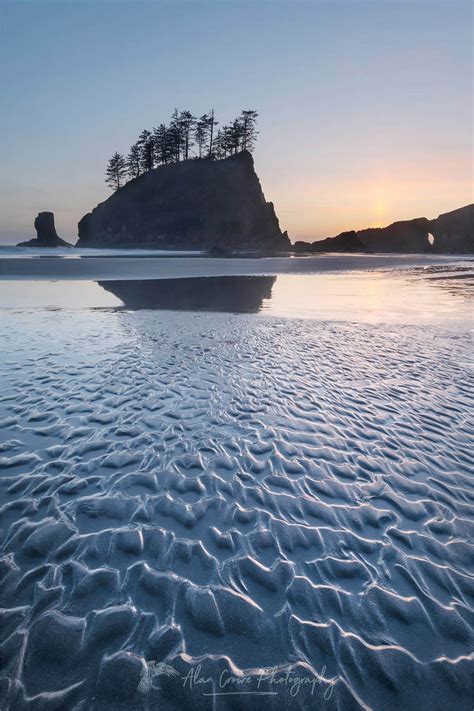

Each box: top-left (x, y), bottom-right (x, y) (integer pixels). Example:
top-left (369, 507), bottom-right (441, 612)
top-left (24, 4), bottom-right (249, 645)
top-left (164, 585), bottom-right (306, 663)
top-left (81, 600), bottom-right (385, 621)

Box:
top-left (0, 256), bottom-right (473, 709)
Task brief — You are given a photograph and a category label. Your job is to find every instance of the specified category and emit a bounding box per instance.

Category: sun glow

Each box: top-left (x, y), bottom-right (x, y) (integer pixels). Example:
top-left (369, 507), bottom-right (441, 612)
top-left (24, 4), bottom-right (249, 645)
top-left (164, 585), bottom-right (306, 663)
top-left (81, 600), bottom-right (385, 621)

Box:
top-left (371, 187), bottom-right (390, 228)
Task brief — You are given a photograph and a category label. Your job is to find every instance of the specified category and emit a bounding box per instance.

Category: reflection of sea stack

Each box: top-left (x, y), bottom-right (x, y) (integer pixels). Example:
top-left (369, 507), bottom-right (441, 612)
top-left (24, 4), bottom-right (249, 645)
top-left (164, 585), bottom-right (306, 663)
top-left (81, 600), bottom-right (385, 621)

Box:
top-left (98, 276), bottom-right (276, 313)
top-left (17, 212), bottom-right (72, 247)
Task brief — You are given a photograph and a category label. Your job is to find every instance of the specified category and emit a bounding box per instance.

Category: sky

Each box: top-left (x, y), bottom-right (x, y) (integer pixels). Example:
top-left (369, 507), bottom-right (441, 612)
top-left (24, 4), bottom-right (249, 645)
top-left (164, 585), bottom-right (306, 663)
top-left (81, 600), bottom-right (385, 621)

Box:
top-left (0, 0), bottom-right (472, 245)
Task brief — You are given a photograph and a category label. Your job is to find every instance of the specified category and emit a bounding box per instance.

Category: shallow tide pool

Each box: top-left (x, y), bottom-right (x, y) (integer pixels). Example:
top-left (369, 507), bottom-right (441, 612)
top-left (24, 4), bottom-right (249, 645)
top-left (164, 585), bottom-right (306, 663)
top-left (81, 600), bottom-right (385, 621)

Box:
top-left (0, 262), bottom-right (473, 326)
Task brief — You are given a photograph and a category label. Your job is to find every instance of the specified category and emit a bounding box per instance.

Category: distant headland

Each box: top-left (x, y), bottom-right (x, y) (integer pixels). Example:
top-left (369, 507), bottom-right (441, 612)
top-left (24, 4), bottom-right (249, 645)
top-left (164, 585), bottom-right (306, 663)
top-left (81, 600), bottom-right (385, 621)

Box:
top-left (295, 205), bottom-right (474, 254)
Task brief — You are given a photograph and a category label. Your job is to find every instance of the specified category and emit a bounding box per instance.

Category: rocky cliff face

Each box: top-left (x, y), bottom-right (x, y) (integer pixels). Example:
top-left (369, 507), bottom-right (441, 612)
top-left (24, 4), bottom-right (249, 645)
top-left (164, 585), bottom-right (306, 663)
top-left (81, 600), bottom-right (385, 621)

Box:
top-left (294, 231), bottom-right (365, 253)
top-left (77, 152), bottom-right (289, 251)
top-left (430, 204), bottom-right (473, 253)
top-left (356, 218), bottom-right (431, 252)
top-left (17, 212), bottom-right (72, 247)
top-left (295, 217), bottom-right (431, 252)
top-left (293, 220), bottom-right (430, 253)
top-left (302, 206), bottom-right (473, 253)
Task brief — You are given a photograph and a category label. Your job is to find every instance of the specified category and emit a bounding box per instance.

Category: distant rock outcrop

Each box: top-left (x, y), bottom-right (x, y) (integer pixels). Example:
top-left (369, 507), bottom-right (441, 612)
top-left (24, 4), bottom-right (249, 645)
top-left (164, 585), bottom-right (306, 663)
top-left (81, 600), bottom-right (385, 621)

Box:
top-left (430, 204), bottom-right (473, 253)
top-left (300, 206), bottom-right (473, 253)
top-left (17, 212), bottom-right (72, 247)
top-left (356, 218), bottom-right (431, 253)
top-left (77, 152), bottom-right (290, 251)
top-left (294, 231), bottom-right (365, 253)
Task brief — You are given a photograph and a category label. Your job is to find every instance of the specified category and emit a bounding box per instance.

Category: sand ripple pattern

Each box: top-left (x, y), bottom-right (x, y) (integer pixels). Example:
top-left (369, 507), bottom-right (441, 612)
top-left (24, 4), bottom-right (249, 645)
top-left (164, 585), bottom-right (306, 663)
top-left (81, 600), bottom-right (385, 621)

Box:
top-left (0, 310), bottom-right (473, 710)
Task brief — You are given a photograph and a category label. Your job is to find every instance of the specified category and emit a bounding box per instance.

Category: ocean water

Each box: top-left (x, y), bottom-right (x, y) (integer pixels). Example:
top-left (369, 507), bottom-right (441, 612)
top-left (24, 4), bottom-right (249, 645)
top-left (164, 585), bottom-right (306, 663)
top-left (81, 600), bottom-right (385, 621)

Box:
top-left (0, 257), bottom-right (473, 710)
top-left (0, 259), bottom-right (473, 324)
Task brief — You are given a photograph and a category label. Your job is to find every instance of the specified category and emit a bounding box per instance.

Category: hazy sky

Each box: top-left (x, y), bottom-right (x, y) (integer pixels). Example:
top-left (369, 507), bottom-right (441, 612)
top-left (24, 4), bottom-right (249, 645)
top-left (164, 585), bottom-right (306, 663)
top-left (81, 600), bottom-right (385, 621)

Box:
top-left (1, 0), bottom-right (472, 245)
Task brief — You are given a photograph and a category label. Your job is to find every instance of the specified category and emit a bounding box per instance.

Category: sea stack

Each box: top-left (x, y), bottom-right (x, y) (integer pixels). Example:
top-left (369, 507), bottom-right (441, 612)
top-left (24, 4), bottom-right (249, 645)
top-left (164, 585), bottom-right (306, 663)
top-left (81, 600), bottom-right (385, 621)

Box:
top-left (17, 212), bottom-right (72, 247)
top-left (76, 151), bottom-right (290, 251)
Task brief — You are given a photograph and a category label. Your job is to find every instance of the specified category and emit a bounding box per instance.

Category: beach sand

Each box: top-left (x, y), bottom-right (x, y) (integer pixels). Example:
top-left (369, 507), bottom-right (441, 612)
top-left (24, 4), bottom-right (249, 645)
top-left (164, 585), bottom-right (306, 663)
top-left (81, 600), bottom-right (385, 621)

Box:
top-left (0, 255), bottom-right (473, 709)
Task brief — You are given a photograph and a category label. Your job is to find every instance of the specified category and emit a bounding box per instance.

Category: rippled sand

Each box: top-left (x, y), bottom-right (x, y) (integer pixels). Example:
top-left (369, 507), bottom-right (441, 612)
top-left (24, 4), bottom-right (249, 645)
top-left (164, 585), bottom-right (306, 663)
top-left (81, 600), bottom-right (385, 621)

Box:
top-left (1, 277), bottom-right (473, 709)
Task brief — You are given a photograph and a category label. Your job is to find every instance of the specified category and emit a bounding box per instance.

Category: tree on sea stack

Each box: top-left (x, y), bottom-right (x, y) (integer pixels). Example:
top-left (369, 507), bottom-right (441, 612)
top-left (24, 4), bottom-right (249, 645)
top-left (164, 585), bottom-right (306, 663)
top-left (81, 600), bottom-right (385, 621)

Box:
top-left (207, 109), bottom-right (218, 158)
top-left (169, 110), bottom-right (185, 162)
top-left (105, 152), bottom-right (127, 191)
top-left (104, 108), bottom-right (259, 186)
top-left (137, 129), bottom-right (155, 172)
top-left (194, 114), bottom-right (210, 157)
top-left (241, 110), bottom-right (258, 151)
top-left (229, 118), bottom-right (245, 154)
top-left (153, 124), bottom-right (172, 164)
top-left (126, 143), bottom-right (141, 179)
top-left (179, 110), bottom-right (196, 160)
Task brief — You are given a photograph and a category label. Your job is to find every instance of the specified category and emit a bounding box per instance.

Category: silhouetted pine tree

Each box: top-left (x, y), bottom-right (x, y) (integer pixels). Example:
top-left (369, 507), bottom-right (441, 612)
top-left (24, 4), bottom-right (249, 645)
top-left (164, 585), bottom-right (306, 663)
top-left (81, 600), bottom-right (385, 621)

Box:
top-left (153, 124), bottom-right (171, 164)
top-left (207, 109), bottom-right (218, 158)
top-left (126, 143), bottom-right (141, 179)
top-left (213, 128), bottom-right (225, 159)
top-left (217, 125), bottom-right (232, 158)
top-left (194, 114), bottom-right (210, 158)
top-left (167, 128), bottom-right (181, 163)
top-left (240, 110), bottom-right (258, 151)
top-left (137, 129), bottom-right (155, 171)
top-left (229, 118), bottom-right (244, 154)
top-left (168, 110), bottom-right (183, 162)
top-left (179, 110), bottom-right (196, 160)
top-left (105, 152), bottom-right (127, 190)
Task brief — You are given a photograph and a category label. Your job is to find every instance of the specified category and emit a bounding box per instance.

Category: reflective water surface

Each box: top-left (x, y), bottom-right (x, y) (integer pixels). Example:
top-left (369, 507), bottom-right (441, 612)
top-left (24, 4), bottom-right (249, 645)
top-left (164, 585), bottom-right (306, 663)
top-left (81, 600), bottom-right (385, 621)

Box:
top-left (99, 276), bottom-right (276, 313)
top-left (0, 266), bottom-right (472, 325)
